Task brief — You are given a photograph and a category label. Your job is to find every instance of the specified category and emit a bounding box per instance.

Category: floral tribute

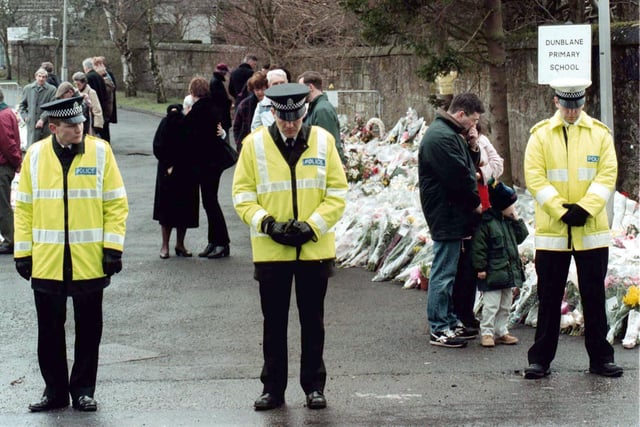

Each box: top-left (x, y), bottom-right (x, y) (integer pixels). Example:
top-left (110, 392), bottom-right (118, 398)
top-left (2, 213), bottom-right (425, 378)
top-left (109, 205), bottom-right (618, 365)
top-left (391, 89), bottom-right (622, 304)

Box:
top-left (336, 110), bottom-right (640, 344)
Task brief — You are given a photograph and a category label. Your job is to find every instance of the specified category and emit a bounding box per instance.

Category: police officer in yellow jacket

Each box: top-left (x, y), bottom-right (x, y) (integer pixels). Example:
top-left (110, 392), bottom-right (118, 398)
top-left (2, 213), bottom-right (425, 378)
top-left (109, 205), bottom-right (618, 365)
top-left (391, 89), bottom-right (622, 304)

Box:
top-left (232, 83), bottom-right (347, 411)
top-left (523, 78), bottom-right (622, 379)
top-left (14, 96), bottom-right (128, 412)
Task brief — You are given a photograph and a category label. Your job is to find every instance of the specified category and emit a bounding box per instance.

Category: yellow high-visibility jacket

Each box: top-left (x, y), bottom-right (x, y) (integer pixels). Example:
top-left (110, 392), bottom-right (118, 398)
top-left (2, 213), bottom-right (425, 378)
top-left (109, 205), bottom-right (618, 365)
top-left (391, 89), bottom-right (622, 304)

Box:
top-left (232, 126), bottom-right (348, 262)
top-left (14, 135), bottom-right (128, 281)
top-left (524, 110), bottom-right (617, 251)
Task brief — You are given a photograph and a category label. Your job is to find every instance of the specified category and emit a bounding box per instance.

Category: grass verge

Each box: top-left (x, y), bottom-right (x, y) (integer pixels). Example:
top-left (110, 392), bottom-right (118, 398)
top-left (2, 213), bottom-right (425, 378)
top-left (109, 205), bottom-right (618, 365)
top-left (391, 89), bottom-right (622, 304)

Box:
top-left (116, 90), bottom-right (183, 116)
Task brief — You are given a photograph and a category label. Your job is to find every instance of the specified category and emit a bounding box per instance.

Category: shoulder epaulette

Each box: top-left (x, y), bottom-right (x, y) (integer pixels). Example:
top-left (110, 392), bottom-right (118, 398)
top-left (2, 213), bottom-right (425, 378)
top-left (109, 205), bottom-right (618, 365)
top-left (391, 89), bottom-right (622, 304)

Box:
top-left (591, 117), bottom-right (612, 134)
top-left (529, 119), bottom-right (550, 134)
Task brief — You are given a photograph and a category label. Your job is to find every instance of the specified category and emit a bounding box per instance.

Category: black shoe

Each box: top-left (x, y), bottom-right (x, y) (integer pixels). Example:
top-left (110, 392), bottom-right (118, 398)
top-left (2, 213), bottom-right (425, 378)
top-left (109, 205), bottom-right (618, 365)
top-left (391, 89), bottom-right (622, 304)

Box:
top-left (207, 245), bottom-right (230, 259)
top-left (72, 395), bottom-right (97, 412)
top-left (453, 325), bottom-right (478, 340)
top-left (28, 395), bottom-right (69, 412)
top-left (198, 243), bottom-right (216, 257)
top-left (0, 241), bottom-right (13, 255)
top-left (462, 318), bottom-right (481, 329)
top-left (589, 362), bottom-right (623, 377)
top-left (306, 391), bottom-right (327, 409)
top-left (253, 393), bottom-right (284, 411)
top-left (524, 363), bottom-right (551, 379)
top-left (175, 247), bottom-right (192, 257)
top-left (429, 329), bottom-right (467, 348)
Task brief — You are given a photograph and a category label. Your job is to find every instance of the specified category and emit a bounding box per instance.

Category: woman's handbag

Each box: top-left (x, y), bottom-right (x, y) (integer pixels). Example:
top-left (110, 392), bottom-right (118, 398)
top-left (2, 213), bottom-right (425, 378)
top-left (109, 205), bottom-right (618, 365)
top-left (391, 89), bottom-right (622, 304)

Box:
top-left (220, 140), bottom-right (238, 170)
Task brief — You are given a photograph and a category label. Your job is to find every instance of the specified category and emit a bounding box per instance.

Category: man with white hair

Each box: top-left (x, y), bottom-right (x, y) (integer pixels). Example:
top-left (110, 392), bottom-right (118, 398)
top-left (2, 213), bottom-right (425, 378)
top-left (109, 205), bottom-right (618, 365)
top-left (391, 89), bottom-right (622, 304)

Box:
top-left (18, 68), bottom-right (56, 148)
top-left (250, 69), bottom-right (288, 131)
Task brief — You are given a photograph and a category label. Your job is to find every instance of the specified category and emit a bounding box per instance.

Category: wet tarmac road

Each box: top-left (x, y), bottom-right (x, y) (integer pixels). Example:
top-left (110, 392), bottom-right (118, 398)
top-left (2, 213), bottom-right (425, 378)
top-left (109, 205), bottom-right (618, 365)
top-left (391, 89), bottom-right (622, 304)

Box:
top-left (0, 109), bottom-right (637, 426)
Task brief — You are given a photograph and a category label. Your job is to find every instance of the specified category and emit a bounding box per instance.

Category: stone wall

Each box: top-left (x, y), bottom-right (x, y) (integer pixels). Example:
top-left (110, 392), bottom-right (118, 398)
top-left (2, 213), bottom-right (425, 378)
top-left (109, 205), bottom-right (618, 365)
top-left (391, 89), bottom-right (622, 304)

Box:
top-left (10, 25), bottom-right (638, 194)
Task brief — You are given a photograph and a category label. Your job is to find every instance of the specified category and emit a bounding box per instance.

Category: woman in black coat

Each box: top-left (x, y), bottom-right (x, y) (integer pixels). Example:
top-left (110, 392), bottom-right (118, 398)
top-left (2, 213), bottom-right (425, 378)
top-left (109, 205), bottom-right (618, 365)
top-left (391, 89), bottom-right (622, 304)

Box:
top-left (185, 76), bottom-right (231, 259)
top-left (152, 103), bottom-right (200, 258)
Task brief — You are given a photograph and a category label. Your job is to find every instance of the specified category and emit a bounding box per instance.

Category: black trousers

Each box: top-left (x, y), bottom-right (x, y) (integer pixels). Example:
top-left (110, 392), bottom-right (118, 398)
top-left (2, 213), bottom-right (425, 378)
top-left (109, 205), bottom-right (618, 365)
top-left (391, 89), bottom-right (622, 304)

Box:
top-left (452, 239), bottom-right (477, 327)
top-left (34, 290), bottom-right (103, 401)
top-left (101, 121), bottom-right (111, 143)
top-left (528, 248), bottom-right (614, 368)
top-left (257, 262), bottom-right (329, 396)
top-left (199, 167), bottom-right (230, 246)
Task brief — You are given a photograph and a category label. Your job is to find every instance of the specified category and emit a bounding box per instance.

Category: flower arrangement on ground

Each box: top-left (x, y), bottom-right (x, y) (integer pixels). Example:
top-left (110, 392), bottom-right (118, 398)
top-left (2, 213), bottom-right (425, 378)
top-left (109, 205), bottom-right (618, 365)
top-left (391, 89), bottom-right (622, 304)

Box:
top-left (621, 285), bottom-right (640, 348)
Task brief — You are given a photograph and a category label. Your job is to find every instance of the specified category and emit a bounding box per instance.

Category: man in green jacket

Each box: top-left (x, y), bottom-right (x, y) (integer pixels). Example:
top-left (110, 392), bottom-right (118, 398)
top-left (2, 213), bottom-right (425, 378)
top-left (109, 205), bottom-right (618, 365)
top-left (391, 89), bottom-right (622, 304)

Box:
top-left (298, 71), bottom-right (345, 163)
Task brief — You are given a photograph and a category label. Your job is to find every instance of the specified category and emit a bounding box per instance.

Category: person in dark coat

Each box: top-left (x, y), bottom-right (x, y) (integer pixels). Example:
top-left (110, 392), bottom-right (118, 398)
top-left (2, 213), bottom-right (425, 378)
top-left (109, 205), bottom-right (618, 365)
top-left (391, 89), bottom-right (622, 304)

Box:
top-left (41, 62), bottom-right (60, 87)
top-left (152, 103), bottom-right (199, 259)
top-left (83, 58), bottom-right (108, 141)
top-left (297, 71), bottom-right (345, 163)
top-left (209, 63), bottom-right (232, 135)
top-left (418, 92), bottom-right (484, 348)
top-left (93, 56), bottom-right (118, 125)
top-left (232, 71), bottom-right (267, 152)
top-left (186, 77), bottom-right (231, 259)
top-left (229, 54), bottom-right (257, 107)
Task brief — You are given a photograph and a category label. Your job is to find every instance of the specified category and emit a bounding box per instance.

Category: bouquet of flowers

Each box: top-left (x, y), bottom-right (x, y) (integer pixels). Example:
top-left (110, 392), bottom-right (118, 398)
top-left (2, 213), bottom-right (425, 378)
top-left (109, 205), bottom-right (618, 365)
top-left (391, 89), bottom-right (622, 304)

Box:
top-left (606, 276), bottom-right (640, 344)
top-left (560, 280), bottom-right (584, 336)
top-left (621, 285), bottom-right (640, 348)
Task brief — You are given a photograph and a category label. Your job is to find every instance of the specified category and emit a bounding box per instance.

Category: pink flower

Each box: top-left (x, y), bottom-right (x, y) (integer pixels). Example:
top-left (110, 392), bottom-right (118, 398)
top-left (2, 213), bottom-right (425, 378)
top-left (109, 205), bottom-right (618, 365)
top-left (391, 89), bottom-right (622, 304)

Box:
top-left (410, 266), bottom-right (421, 281)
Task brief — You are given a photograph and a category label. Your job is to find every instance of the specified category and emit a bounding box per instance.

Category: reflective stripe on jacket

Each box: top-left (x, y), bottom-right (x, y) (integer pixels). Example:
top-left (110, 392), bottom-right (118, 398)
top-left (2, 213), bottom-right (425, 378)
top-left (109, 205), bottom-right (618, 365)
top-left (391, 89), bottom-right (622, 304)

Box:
top-left (14, 135), bottom-right (128, 280)
top-left (232, 126), bottom-right (348, 262)
top-left (524, 110), bottom-right (617, 251)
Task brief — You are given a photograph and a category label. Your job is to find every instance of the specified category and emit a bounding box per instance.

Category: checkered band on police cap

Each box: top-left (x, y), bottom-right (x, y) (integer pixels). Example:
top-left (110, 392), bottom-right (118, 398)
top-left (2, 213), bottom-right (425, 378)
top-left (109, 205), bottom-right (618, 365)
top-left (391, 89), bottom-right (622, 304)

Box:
top-left (549, 78), bottom-right (592, 109)
top-left (40, 96), bottom-right (86, 124)
top-left (264, 83), bottom-right (310, 121)
top-left (271, 96), bottom-right (306, 112)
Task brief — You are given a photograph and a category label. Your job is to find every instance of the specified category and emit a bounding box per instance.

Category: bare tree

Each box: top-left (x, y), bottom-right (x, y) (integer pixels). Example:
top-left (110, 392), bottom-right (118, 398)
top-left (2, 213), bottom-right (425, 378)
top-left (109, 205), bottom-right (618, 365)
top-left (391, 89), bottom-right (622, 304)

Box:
top-left (0, 0), bottom-right (21, 80)
top-left (146, 0), bottom-right (166, 103)
top-left (97, 0), bottom-right (145, 97)
top-left (217, 0), bottom-right (362, 66)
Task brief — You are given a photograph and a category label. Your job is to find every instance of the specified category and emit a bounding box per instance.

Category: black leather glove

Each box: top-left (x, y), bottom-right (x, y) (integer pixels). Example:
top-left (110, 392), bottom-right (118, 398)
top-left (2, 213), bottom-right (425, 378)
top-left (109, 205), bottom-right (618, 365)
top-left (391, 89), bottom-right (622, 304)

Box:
top-left (561, 203), bottom-right (590, 227)
top-left (262, 216), bottom-right (293, 245)
top-left (281, 220), bottom-right (317, 247)
top-left (261, 216), bottom-right (275, 234)
top-left (15, 256), bottom-right (32, 281)
top-left (103, 248), bottom-right (122, 276)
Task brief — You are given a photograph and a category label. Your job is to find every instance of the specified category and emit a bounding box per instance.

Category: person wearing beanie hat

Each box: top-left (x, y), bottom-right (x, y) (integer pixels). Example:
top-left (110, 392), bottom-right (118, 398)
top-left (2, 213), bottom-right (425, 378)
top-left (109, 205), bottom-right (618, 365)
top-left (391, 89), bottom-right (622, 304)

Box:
top-left (471, 179), bottom-right (529, 347)
top-left (232, 82), bottom-right (348, 411)
top-left (523, 76), bottom-right (621, 380)
top-left (488, 177), bottom-right (518, 211)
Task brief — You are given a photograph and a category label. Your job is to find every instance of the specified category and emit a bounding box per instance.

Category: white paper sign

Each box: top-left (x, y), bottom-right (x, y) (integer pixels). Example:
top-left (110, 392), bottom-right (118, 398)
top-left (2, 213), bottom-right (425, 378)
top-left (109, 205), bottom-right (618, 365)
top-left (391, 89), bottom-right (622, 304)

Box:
top-left (7, 27), bottom-right (28, 41)
top-left (538, 24), bottom-right (591, 84)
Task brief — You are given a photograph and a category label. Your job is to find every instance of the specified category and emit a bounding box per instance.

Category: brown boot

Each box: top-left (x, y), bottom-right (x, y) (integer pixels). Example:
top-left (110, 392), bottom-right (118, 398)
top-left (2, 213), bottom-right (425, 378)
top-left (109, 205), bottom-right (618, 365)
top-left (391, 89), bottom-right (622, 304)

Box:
top-left (495, 334), bottom-right (519, 345)
top-left (481, 335), bottom-right (495, 347)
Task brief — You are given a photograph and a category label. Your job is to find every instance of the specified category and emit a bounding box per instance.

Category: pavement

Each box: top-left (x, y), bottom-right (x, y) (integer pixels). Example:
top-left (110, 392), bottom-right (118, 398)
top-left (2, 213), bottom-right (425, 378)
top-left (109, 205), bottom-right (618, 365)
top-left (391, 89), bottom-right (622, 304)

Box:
top-left (0, 110), bottom-right (638, 426)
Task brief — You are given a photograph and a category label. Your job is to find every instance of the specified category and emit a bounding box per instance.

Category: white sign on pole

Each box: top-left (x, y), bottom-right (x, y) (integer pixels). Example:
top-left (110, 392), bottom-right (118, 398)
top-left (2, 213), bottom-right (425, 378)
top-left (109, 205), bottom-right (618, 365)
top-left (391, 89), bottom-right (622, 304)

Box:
top-left (7, 27), bottom-right (29, 41)
top-left (538, 24), bottom-right (591, 84)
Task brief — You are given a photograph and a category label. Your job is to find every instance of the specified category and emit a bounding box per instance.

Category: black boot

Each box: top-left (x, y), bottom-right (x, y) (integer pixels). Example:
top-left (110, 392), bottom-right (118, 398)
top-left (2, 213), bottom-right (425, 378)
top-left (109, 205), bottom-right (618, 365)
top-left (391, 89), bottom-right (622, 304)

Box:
top-left (207, 245), bottom-right (230, 259)
top-left (198, 243), bottom-right (215, 257)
